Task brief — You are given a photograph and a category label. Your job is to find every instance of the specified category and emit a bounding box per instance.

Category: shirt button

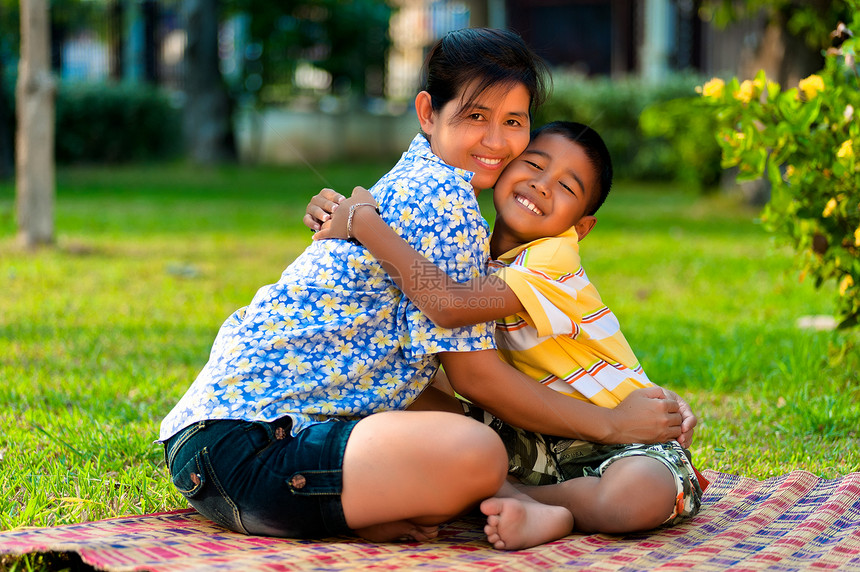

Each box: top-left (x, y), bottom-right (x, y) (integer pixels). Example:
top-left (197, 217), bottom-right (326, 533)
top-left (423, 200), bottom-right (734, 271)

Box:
top-left (290, 474), bottom-right (306, 489)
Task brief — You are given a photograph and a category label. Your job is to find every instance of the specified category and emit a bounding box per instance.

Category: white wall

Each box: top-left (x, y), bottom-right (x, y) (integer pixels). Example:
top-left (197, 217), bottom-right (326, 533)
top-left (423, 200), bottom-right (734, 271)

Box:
top-left (234, 107), bottom-right (420, 165)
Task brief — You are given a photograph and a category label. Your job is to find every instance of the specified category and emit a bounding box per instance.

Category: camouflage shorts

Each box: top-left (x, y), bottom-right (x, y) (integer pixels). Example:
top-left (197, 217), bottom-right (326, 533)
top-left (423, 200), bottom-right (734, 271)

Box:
top-left (464, 404), bottom-right (704, 525)
top-left (552, 438), bottom-right (704, 525)
top-left (463, 404), bottom-right (562, 485)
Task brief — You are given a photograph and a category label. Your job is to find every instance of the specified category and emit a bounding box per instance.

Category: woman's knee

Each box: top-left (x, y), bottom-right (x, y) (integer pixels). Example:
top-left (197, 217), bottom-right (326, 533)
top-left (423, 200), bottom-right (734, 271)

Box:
top-left (341, 412), bottom-right (508, 525)
top-left (419, 418), bottom-right (508, 511)
top-left (452, 420), bottom-right (508, 488)
top-left (347, 411), bottom-right (506, 483)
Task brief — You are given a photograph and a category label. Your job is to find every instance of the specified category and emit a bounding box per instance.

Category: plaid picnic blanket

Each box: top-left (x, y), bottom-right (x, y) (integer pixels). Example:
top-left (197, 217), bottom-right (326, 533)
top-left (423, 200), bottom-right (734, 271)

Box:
top-left (1, 470), bottom-right (859, 571)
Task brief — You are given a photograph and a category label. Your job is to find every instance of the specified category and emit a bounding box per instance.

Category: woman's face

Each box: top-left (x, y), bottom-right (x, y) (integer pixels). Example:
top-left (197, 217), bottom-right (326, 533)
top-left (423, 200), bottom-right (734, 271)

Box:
top-left (419, 82), bottom-right (532, 192)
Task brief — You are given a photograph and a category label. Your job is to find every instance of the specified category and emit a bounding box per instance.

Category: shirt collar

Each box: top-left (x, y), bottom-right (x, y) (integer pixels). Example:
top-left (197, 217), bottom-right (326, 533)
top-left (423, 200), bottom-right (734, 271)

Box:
top-left (496, 226), bottom-right (580, 264)
top-left (406, 134), bottom-right (475, 184)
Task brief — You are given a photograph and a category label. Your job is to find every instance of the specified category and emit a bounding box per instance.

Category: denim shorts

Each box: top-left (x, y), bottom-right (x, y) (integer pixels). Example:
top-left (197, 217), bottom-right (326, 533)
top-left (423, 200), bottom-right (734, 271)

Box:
top-left (164, 417), bottom-right (359, 538)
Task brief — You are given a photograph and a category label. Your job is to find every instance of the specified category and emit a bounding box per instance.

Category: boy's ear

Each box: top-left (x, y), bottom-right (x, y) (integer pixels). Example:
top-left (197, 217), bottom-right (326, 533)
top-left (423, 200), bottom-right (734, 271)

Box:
top-left (415, 91), bottom-right (435, 135)
top-left (574, 216), bottom-right (597, 241)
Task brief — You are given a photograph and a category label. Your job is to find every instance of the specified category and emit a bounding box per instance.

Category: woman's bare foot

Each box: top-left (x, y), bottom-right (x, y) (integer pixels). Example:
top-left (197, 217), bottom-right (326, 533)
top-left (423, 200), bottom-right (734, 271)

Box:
top-left (354, 520), bottom-right (440, 543)
top-left (481, 497), bottom-right (573, 550)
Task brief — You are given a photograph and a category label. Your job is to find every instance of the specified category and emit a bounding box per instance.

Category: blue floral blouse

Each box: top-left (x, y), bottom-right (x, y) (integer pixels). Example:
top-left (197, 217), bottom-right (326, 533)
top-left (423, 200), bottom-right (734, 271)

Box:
top-left (159, 134), bottom-right (495, 440)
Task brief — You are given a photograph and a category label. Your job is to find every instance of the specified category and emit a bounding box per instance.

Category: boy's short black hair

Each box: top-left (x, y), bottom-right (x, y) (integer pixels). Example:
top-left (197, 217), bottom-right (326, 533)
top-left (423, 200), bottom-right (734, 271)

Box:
top-left (530, 121), bottom-right (613, 216)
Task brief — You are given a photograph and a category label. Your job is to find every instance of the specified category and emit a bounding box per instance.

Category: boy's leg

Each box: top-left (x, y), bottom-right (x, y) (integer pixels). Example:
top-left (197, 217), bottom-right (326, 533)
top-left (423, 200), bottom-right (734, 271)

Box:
top-left (480, 480), bottom-right (574, 550)
top-left (518, 455), bottom-right (678, 533)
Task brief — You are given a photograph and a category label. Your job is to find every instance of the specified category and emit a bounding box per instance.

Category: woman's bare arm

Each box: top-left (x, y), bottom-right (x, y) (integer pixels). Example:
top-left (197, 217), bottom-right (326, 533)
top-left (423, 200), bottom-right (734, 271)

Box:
top-left (439, 349), bottom-right (684, 444)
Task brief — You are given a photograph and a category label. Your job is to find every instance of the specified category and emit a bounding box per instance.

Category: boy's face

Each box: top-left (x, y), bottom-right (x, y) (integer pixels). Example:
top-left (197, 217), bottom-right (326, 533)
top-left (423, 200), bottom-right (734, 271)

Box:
top-left (492, 132), bottom-right (598, 244)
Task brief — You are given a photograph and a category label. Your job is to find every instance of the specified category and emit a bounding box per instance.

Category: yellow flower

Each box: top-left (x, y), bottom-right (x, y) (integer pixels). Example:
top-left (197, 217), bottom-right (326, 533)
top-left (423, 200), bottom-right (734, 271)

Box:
top-left (798, 74), bottom-right (824, 100)
top-left (837, 140), bottom-right (854, 159)
top-left (855, 226), bottom-right (860, 247)
top-left (766, 80), bottom-right (781, 98)
top-left (839, 275), bottom-right (854, 296)
top-left (698, 78), bottom-right (725, 99)
top-left (784, 165), bottom-right (795, 180)
top-left (734, 80), bottom-right (755, 103)
top-left (341, 302), bottom-right (362, 316)
top-left (823, 198), bottom-right (838, 217)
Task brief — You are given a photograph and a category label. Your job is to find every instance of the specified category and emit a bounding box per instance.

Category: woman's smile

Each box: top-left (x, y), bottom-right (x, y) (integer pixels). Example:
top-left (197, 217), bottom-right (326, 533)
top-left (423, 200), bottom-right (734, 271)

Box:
top-left (474, 155), bottom-right (505, 168)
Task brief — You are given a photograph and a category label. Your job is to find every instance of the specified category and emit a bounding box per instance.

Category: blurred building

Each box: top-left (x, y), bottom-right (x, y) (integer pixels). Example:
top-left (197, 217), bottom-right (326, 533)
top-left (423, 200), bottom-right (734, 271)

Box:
top-left (37, 0), bottom-right (770, 99)
top-left (386, 0), bottom-right (754, 98)
top-left (8, 0), bottom-right (798, 164)
top-left (494, 0), bottom-right (703, 79)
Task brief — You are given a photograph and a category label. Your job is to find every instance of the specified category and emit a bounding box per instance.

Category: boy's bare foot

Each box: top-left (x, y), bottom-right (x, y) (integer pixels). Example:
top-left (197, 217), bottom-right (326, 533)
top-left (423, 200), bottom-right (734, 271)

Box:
top-left (480, 497), bottom-right (573, 551)
top-left (354, 520), bottom-right (440, 543)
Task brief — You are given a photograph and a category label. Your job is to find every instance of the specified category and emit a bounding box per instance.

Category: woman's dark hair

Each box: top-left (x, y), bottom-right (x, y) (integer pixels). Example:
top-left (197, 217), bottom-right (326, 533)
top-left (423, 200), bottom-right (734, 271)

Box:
top-left (532, 121), bottom-right (613, 216)
top-left (420, 28), bottom-right (550, 120)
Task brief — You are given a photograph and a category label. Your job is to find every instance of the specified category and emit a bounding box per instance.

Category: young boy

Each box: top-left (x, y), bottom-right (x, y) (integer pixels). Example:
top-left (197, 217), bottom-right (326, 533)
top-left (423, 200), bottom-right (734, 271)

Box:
top-left (313, 122), bottom-right (706, 544)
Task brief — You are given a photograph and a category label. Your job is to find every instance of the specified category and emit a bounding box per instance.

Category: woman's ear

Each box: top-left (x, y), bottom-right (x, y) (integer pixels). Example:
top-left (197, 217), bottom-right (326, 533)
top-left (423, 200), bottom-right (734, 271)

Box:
top-left (415, 91), bottom-right (435, 135)
top-left (574, 216), bottom-right (597, 241)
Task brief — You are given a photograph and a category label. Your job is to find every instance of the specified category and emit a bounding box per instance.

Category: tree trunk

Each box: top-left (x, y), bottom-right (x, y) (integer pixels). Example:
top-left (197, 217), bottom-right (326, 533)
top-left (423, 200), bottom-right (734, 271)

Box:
top-left (182, 0), bottom-right (236, 164)
top-left (16, 0), bottom-right (56, 248)
top-left (0, 0), bottom-right (13, 179)
top-left (0, 53), bottom-right (13, 180)
top-left (738, 20), bottom-right (823, 89)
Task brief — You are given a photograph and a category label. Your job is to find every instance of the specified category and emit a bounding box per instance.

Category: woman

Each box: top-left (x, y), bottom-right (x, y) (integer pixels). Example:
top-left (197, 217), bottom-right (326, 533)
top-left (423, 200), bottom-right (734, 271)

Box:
top-left (160, 28), bottom-right (683, 550)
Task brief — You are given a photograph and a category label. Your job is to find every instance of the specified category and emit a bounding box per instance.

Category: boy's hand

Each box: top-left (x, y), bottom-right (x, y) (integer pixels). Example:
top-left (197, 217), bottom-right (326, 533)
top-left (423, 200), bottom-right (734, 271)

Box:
top-left (303, 188), bottom-right (345, 231)
top-left (606, 386), bottom-right (683, 444)
top-left (313, 186), bottom-right (377, 241)
top-left (660, 387), bottom-right (697, 448)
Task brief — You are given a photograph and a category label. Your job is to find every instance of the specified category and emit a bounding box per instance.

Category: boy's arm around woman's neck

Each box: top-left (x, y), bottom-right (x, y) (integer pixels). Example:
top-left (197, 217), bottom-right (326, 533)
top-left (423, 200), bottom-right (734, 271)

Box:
top-left (349, 206), bottom-right (524, 328)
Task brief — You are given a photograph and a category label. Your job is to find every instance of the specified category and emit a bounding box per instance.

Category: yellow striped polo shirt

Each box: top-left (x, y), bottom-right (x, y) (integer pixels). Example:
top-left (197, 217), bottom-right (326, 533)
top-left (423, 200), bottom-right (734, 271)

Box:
top-left (490, 227), bottom-right (652, 408)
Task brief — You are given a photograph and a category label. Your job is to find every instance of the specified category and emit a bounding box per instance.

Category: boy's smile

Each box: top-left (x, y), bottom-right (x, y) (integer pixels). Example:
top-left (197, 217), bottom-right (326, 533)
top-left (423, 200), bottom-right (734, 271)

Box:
top-left (490, 132), bottom-right (597, 257)
top-left (514, 193), bottom-right (544, 215)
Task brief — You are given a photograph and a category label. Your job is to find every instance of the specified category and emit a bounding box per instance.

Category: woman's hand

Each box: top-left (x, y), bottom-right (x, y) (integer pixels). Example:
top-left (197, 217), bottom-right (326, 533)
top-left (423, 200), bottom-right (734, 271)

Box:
top-left (303, 188), bottom-right (345, 231)
top-left (313, 186), bottom-right (378, 241)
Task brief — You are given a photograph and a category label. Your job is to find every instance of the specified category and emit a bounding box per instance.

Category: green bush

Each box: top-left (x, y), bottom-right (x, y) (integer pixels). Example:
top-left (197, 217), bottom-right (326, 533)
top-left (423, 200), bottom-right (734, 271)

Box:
top-left (55, 82), bottom-right (182, 163)
top-left (699, 12), bottom-right (860, 328)
top-left (639, 96), bottom-right (724, 190)
top-left (535, 72), bottom-right (720, 184)
top-left (2, 72), bottom-right (183, 164)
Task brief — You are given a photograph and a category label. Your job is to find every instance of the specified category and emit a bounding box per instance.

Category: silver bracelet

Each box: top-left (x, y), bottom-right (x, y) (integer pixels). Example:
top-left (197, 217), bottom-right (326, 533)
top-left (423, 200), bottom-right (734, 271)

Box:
top-left (346, 203), bottom-right (377, 240)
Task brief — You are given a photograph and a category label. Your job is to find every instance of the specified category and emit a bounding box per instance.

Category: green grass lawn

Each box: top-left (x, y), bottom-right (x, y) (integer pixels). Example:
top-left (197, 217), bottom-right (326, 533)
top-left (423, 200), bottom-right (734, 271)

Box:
top-left (0, 162), bottom-right (858, 536)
